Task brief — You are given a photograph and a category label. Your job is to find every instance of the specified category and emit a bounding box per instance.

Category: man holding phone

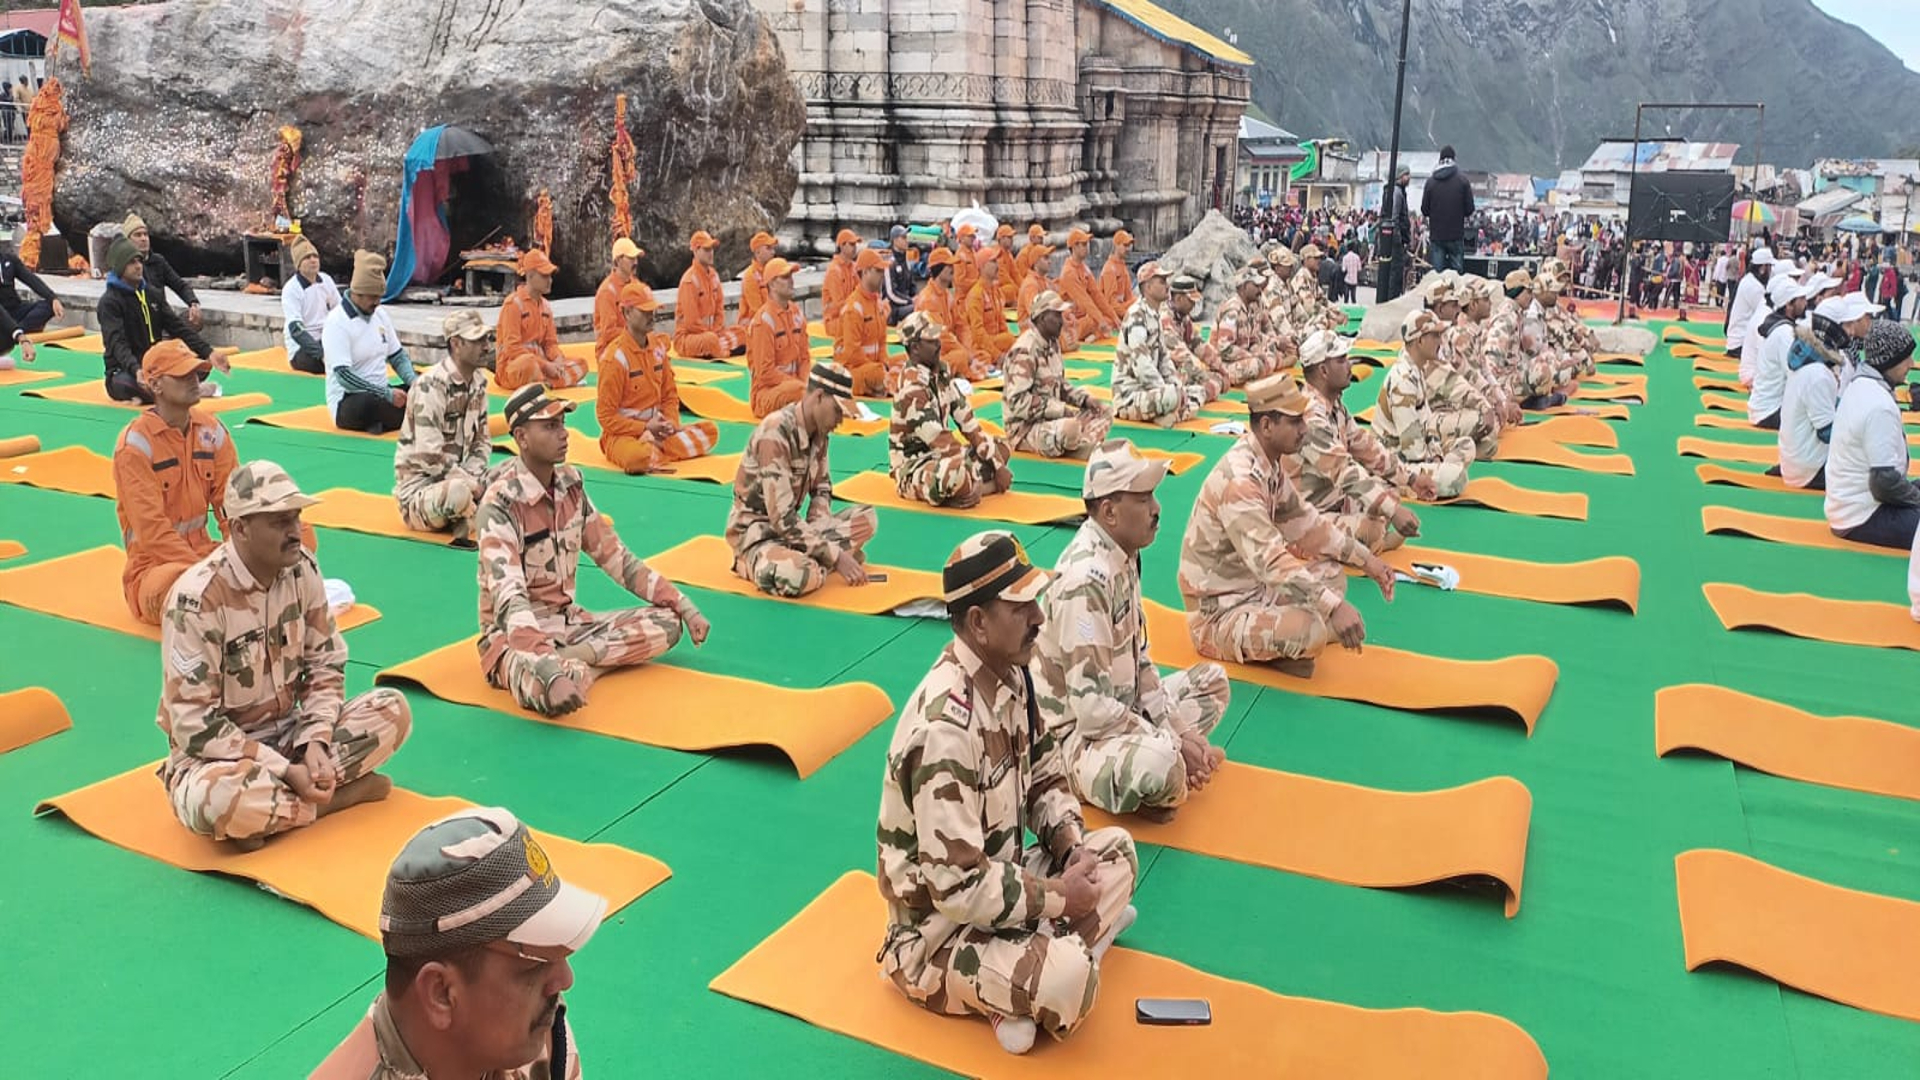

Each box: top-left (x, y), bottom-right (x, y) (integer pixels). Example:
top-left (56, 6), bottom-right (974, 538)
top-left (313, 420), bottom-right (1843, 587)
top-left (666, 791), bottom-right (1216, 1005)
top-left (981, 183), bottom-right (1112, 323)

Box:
top-left (877, 531), bottom-right (1139, 1055)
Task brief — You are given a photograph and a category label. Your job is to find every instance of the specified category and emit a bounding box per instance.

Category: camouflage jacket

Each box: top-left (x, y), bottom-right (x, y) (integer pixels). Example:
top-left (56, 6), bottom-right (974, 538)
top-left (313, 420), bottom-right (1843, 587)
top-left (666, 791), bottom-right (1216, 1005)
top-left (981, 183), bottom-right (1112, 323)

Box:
top-left (310, 993), bottom-right (581, 1080)
top-left (1179, 432), bottom-right (1370, 619)
top-left (877, 637), bottom-right (1085, 955)
top-left (394, 357), bottom-right (491, 498)
top-left (1033, 520), bottom-right (1180, 749)
top-left (1289, 270), bottom-right (1339, 333)
top-left (1167, 306), bottom-right (1224, 381)
top-left (1211, 294), bottom-right (1274, 370)
top-left (1114, 298), bottom-right (1182, 400)
top-left (1431, 325), bottom-right (1495, 417)
top-left (1544, 302), bottom-right (1600, 355)
top-left (157, 541), bottom-right (344, 784)
top-left (1284, 383), bottom-right (1406, 517)
top-left (889, 359), bottom-right (988, 474)
top-left (1001, 326), bottom-right (1097, 444)
top-left (725, 403), bottom-right (846, 566)
top-left (1483, 299), bottom-right (1546, 389)
top-left (476, 458), bottom-right (690, 673)
top-left (1374, 353), bottom-right (1450, 462)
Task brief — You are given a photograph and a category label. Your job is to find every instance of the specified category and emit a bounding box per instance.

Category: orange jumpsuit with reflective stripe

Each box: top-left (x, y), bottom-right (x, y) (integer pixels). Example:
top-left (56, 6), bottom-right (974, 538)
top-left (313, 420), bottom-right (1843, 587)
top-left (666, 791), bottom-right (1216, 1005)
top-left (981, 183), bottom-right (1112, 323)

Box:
top-left (965, 280), bottom-right (1016, 366)
top-left (738, 260), bottom-right (770, 325)
top-left (746, 301), bottom-right (811, 416)
top-left (914, 280), bottom-right (986, 379)
top-left (1101, 254), bottom-right (1135, 318)
top-left (593, 272), bottom-right (626, 355)
top-left (1060, 257), bottom-right (1119, 338)
top-left (674, 263), bottom-right (744, 358)
top-left (597, 330), bottom-right (719, 473)
top-left (835, 286), bottom-right (893, 396)
top-left (497, 288), bottom-right (584, 390)
top-left (821, 254), bottom-right (857, 328)
top-left (113, 408), bottom-right (238, 624)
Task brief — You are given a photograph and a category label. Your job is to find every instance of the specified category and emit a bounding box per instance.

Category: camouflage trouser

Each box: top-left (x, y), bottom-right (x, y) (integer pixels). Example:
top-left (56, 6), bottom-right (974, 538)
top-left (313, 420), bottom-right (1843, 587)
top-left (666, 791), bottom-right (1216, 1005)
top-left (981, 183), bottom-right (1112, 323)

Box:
top-left (165, 688), bottom-right (412, 841)
top-left (1067, 664), bottom-right (1232, 813)
top-left (1220, 354), bottom-right (1266, 387)
top-left (1010, 411), bottom-right (1112, 459)
top-left (1406, 435), bottom-right (1476, 499)
top-left (1433, 407), bottom-right (1499, 460)
top-left (1326, 501), bottom-right (1395, 553)
top-left (489, 607), bottom-right (682, 713)
top-left (894, 437), bottom-right (1012, 506)
top-left (732, 506), bottom-right (878, 597)
top-left (1113, 383), bottom-right (1198, 427)
top-left (1175, 359), bottom-right (1226, 404)
top-left (882, 826), bottom-right (1137, 1040)
top-left (600, 421), bottom-right (721, 474)
top-left (1187, 565), bottom-right (1345, 664)
top-left (396, 473), bottom-right (482, 533)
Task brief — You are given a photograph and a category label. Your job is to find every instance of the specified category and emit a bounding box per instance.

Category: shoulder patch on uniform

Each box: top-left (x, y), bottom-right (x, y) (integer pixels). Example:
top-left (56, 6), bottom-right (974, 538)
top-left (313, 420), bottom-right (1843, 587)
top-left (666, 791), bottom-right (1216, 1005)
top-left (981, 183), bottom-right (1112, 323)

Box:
top-left (936, 686), bottom-right (974, 728)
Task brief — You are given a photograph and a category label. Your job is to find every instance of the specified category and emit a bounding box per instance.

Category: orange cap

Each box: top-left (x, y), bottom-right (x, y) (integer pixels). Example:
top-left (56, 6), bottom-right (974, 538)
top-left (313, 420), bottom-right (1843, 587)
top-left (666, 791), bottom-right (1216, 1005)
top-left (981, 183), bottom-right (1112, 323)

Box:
top-left (763, 257), bottom-right (799, 278)
top-left (835, 228), bottom-right (861, 246)
top-left (141, 339), bottom-right (210, 380)
top-left (1067, 228), bottom-right (1092, 246)
top-left (995, 224), bottom-right (1014, 239)
top-left (618, 281), bottom-right (662, 311)
top-left (517, 249), bottom-right (558, 276)
top-left (956, 223), bottom-right (976, 238)
top-left (1114, 229), bottom-right (1134, 246)
top-left (689, 230), bottom-right (718, 250)
top-left (750, 231), bottom-right (777, 250)
top-left (855, 248), bottom-right (891, 271)
top-left (1027, 224), bottom-right (1046, 239)
top-left (975, 247), bottom-right (1002, 266)
top-left (928, 248), bottom-right (958, 268)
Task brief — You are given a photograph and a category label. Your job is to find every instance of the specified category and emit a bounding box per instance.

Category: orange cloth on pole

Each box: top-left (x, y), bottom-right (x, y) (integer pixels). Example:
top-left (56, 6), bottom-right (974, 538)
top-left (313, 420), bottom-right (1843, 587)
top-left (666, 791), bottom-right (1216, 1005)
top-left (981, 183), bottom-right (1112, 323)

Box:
top-left (746, 300), bottom-right (812, 416)
top-left (965, 280), bottom-right (1015, 365)
top-left (112, 408), bottom-right (237, 623)
top-left (674, 262), bottom-right (743, 359)
top-left (835, 286), bottom-right (892, 396)
top-left (496, 287), bottom-right (581, 390)
top-left (821, 254), bottom-right (857, 326)
top-left (1101, 252), bottom-right (1135, 315)
top-left (738, 259), bottom-right (771, 325)
top-left (593, 271), bottom-right (627, 355)
top-left (596, 329), bottom-right (719, 472)
top-left (1061, 255), bottom-right (1119, 335)
top-left (913, 280), bottom-right (981, 377)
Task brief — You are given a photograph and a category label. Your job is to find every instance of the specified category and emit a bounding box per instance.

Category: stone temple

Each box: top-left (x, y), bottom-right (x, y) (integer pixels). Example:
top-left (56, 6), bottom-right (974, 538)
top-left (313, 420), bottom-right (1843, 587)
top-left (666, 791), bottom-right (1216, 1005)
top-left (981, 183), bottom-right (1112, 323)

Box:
top-left (749, 0), bottom-right (1252, 252)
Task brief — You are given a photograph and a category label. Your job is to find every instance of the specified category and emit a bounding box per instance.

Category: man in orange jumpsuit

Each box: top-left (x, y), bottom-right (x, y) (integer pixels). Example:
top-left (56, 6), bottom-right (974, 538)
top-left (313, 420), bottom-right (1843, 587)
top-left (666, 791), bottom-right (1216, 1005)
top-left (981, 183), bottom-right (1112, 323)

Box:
top-left (113, 340), bottom-right (240, 624)
top-left (1101, 229), bottom-right (1136, 317)
top-left (915, 248), bottom-right (981, 379)
top-left (1016, 244), bottom-right (1084, 353)
top-left (497, 249), bottom-right (584, 390)
top-left (674, 230), bottom-right (744, 359)
top-left (821, 228), bottom-right (861, 327)
top-left (965, 249), bottom-right (1016, 371)
top-left (1014, 224), bottom-right (1050, 293)
top-left (951, 225), bottom-right (983, 309)
top-left (593, 238), bottom-right (644, 355)
top-left (835, 247), bottom-right (894, 396)
top-left (994, 224), bottom-right (1022, 307)
top-left (738, 230), bottom-right (778, 324)
top-left (746, 258), bottom-right (810, 416)
top-left (597, 282), bottom-right (719, 474)
top-left (1061, 229), bottom-right (1121, 339)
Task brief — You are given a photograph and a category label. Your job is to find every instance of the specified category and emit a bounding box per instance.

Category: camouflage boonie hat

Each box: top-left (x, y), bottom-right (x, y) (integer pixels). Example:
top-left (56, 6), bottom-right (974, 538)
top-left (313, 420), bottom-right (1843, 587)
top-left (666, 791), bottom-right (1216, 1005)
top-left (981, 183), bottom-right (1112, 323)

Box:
top-left (1030, 289), bottom-right (1073, 315)
top-left (1245, 374), bottom-right (1310, 417)
top-left (505, 382), bottom-right (578, 429)
top-left (1401, 309), bottom-right (1447, 342)
top-left (1083, 438), bottom-right (1169, 500)
top-left (381, 806), bottom-right (608, 960)
top-left (898, 311), bottom-right (944, 347)
top-left (1169, 273), bottom-right (1202, 295)
top-left (224, 460), bottom-right (320, 519)
top-left (442, 310), bottom-right (491, 341)
top-left (807, 362), bottom-right (861, 417)
top-left (1299, 329), bottom-right (1353, 368)
top-left (943, 531), bottom-right (1050, 607)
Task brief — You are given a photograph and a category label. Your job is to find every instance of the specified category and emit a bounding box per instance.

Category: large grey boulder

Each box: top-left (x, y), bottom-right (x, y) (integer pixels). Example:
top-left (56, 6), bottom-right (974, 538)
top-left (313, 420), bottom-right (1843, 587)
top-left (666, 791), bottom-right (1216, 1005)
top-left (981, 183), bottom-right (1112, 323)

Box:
top-left (53, 0), bottom-right (802, 293)
top-left (1594, 325), bottom-right (1656, 355)
top-left (1356, 288), bottom-right (1426, 343)
top-left (1156, 209), bottom-right (1261, 315)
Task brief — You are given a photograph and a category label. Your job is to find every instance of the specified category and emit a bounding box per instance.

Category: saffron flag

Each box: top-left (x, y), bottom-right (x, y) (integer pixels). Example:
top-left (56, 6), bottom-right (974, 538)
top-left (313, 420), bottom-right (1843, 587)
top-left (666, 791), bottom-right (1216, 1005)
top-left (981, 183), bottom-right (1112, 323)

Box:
top-left (51, 0), bottom-right (89, 74)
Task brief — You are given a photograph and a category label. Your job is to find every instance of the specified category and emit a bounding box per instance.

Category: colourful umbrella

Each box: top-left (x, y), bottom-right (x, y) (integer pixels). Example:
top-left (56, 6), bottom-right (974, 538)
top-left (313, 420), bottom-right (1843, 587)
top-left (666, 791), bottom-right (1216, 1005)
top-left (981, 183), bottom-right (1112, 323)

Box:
top-left (1732, 200), bottom-right (1775, 226)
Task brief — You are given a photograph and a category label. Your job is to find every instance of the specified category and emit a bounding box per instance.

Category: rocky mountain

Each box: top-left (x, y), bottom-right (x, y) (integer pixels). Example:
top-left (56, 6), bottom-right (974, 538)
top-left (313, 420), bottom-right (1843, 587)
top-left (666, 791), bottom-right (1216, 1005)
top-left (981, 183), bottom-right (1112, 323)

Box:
top-left (1160, 0), bottom-right (1920, 174)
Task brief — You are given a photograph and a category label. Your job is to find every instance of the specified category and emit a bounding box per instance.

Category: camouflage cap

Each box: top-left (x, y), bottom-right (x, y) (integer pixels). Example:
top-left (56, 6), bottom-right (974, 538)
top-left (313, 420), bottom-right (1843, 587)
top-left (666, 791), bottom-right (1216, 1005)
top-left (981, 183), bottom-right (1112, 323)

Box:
top-left (807, 362), bottom-right (861, 417)
top-left (1298, 329), bottom-right (1353, 368)
top-left (141, 339), bottom-right (211, 380)
top-left (1269, 247), bottom-right (1299, 269)
top-left (898, 310), bottom-right (944, 346)
top-left (1235, 265), bottom-right (1267, 287)
top-left (1401, 308), bottom-right (1447, 342)
top-left (442, 310), bottom-right (491, 341)
top-left (1245, 374), bottom-right (1310, 417)
top-left (1536, 257), bottom-right (1568, 279)
top-left (1421, 275), bottom-right (1457, 305)
top-left (1503, 268), bottom-right (1535, 291)
top-left (504, 382), bottom-right (579, 429)
top-left (1030, 289), bottom-right (1073, 315)
top-left (224, 460), bottom-right (320, 519)
top-left (1135, 261), bottom-right (1170, 286)
top-left (942, 530), bottom-right (1050, 607)
top-left (1299, 243), bottom-right (1326, 259)
top-left (1083, 438), bottom-right (1169, 500)
top-left (380, 806), bottom-right (608, 960)
top-left (1458, 274), bottom-right (1491, 301)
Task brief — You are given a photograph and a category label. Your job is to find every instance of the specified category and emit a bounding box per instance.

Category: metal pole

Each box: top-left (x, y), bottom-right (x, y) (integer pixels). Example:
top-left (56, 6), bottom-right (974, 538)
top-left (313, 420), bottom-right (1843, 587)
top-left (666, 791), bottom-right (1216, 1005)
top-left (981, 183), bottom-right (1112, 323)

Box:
top-left (1380, 0), bottom-right (1412, 301)
top-left (1619, 105), bottom-right (1641, 325)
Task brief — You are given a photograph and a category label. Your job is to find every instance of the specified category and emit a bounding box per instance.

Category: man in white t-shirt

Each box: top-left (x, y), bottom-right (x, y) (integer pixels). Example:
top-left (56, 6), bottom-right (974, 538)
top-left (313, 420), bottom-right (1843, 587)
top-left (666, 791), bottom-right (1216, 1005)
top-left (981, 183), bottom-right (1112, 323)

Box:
top-left (1739, 260), bottom-right (1801, 386)
top-left (1776, 292), bottom-right (1875, 489)
top-left (281, 236), bottom-right (339, 375)
top-left (1746, 275), bottom-right (1811, 428)
top-left (1824, 319), bottom-right (1919, 549)
top-left (322, 250), bottom-right (417, 434)
top-left (1711, 250), bottom-right (1731, 304)
top-left (1725, 245), bottom-right (1774, 360)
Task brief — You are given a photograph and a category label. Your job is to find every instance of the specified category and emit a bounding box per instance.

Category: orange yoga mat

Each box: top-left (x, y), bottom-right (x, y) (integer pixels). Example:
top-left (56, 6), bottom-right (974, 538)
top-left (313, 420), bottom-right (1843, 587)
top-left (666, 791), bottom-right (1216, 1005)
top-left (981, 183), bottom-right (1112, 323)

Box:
top-left (24, 381), bottom-right (271, 414)
top-left (0, 546), bottom-right (381, 639)
top-left (491, 430), bottom-right (744, 483)
top-left (1085, 764), bottom-right (1532, 916)
top-left (1416, 476), bottom-right (1589, 522)
top-left (1585, 372), bottom-right (1649, 394)
top-left (646, 536), bottom-right (941, 614)
top-left (1702, 505), bottom-right (1900, 559)
top-left (710, 871), bottom-right (1547, 1078)
top-left (1143, 601), bottom-right (1555, 731)
top-left (1524, 414), bottom-right (1619, 448)
top-left (1529, 402), bottom-right (1632, 421)
top-left (250, 404), bottom-right (510, 440)
top-left (833, 471), bottom-right (1085, 526)
top-left (0, 366), bottom-right (63, 387)
top-left (1677, 436), bottom-right (1772, 466)
top-left (1656, 683), bottom-right (1920, 802)
top-left (1593, 351), bottom-right (1646, 366)
top-left (1493, 426), bottom-right (1634, 475)
top-left (36, 764), bottom-right (670, 941)
top-left (0, 445), bottom-right (114, 497)
top-left (1570, 384), bottom-right (1644, 405)
top-left (1377, 545), bottom-right (1639, 612)
top-left (1694, 463), bottom-right (1812, 496)
top-left (1693, 413), bottom-right (1759, 433)
top-left (1692, 360), bottom-right (1743, 378)
top-left (1692, 375), bottom-right (1745, 393)
top-left (42, 332), bottom-right (104, 352)
top-left (1699, 392), bottom-right (1748, 413)
top-left (0, 540), bottom-right (22, 560)
top-left (1663, 326), bottom-right (1725, 345)
top-left (1676, 848), bottom-right (1920, 1023)
top-left (0, 433), bottom-right (43, 457)
top-left (377, 637), bottom-right (891, 779)
top-left (0, 686), bottom-right (70, 754)
top-left (1352, 337), bottom-right (1403, 352)
top-left (676, 384), bottom-right (889, 436)
top-left (225, 345), bottom-right (305, 375)
top-left (24, 325), bottom-right (85, 344)
top-left (1671, 343), bottom-right (1731, 361)
top-left (302, 488), bottom-right (480, 546)
top-left (1703, 582), bottom-right (1920, 652)
top-left (972, 420), bottom-right (1205, 475)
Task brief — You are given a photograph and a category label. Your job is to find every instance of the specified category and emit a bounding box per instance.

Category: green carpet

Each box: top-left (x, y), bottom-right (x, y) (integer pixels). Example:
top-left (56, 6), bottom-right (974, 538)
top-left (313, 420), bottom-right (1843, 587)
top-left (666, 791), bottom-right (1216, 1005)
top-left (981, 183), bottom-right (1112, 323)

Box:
top-left (2, 325), bottom-right (1917, 1078)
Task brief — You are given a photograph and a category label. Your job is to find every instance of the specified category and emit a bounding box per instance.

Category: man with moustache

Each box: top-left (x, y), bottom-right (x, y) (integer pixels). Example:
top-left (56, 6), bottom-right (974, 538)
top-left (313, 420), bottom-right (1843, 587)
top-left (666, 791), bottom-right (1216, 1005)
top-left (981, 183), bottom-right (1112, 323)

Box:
top-left (1287, 330), bottom-right (1428, 552)
top-left (394, 311), bottom-right (499, 547)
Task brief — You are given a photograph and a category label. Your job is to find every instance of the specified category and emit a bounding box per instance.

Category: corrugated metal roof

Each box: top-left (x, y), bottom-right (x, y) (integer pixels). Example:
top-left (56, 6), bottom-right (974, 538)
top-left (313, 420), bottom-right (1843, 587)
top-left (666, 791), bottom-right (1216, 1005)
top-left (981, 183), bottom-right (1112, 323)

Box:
top-left (1090, 0), bottom-right (1254, 67)
top-left (1796, 187), bottom-right (1864, 217)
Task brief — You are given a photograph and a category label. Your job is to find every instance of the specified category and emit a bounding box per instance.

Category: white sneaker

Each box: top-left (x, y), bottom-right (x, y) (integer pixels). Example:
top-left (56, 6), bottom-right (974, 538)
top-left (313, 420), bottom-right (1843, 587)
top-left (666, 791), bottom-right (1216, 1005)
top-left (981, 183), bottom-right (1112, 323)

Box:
top-left (992, 1015), bottom-right (1036, 1055)
top-left (1091, 903), bottom-right (1137, 962)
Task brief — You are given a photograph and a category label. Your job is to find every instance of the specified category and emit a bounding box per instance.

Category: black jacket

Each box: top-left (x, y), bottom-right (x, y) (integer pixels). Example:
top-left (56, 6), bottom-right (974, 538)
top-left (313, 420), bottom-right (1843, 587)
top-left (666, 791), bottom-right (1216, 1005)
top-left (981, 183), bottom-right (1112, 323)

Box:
top-left (98, 273), bottom-right (211, 380)
top-left (0, 252), bottom-right (53, 317)
top-left (143, 250), bottom-right (199, 308)
top-left (1420, 161), bottom-right (1475, 243)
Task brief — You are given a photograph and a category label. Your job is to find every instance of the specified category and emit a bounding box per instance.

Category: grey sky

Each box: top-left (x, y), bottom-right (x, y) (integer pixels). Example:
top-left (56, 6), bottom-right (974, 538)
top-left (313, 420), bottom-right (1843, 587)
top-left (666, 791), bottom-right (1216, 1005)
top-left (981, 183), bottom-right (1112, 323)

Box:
top-left (1812, 0), bottom-right (1920, 72)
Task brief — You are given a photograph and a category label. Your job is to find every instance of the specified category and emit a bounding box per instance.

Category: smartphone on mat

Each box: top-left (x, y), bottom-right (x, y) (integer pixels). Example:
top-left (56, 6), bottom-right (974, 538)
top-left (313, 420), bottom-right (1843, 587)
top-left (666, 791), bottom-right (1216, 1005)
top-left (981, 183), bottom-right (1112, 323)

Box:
top-left (867, 572), bottom-right (890, 583)
top-left (1136, 998), bottom-right (1211, 1025)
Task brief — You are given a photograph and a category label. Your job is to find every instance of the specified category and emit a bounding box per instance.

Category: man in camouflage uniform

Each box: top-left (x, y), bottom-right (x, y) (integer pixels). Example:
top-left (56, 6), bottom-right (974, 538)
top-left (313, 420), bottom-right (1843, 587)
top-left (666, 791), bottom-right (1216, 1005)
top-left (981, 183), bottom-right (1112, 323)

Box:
top-left (1112, 262), bottom-right (1204, 427)
top-left (1001, 289), bottom-right (1112, 459)
top-left (158, 461), bottom-right (411, 851)
top-left (1179, 375), bottom-right (1396, 677)
top-left (1288, 243), bottom-right (1345, 336)
top-left (1535, 260), bottom-right (1598, 385)
top-left (477, 384), bottom-right (711, 717)
top-left (1486, 269), bottom-right (1562, 407)
top-left (1034, 440), bottom-right (1231, 823)
top-left (877, 531), bottom-right (1138, 1055)
top-left (1373, 310), bottom-right (1477, 498)
top-left (1262, 246), bottom-right (1299, 326)
top-left (394, 311), bottom-right (496, 547)
top-left (726, 363), bottom-right (879, 597)
top-left (889, 311), bottom-right (1013, 507)
top-left (1419, 276), bottom-right (1501, 458)
top-left (1449, 275), bottom-right (1523, 429)
top-left (1166, 274), bottom-right (1229, 401)
top-left (1210, 265), bottom-right (1285, 384)
top-left (1286, 330), bottom-right (1429, 552)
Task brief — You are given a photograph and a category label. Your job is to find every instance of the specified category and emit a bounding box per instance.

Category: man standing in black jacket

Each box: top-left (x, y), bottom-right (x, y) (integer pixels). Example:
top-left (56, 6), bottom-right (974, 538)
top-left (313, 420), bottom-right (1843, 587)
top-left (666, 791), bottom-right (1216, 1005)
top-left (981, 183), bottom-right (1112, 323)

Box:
top-left (1421, 145), bottom-right (1475, 274)
top-left (98, 237), bottom-right (219, 403)
top-left (124, 213), bottom-right (202, 330)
